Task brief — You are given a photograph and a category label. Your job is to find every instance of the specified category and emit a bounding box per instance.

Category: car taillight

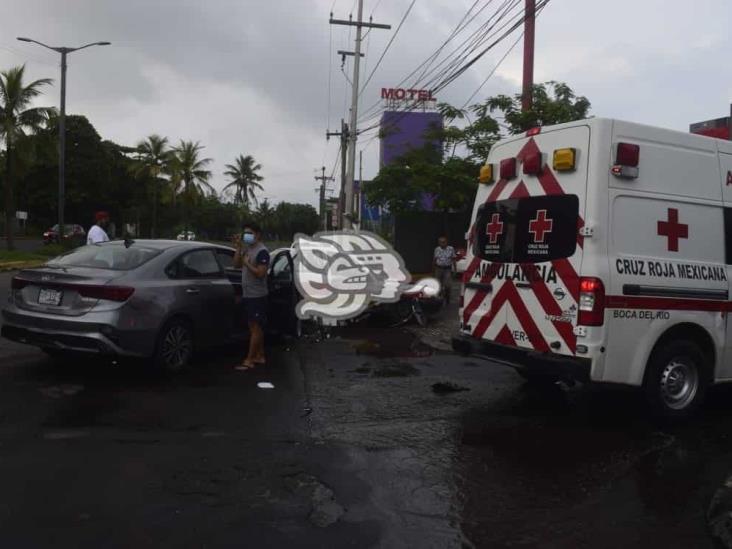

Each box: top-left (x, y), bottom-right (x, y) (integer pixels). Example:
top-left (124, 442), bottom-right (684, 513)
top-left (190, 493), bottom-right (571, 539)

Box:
top-left (77, 285), bottom-right (135, 302)
top-left (11, 277), bottom-right (30, 290)
top-left (577, 277), bottom-right (605, 326)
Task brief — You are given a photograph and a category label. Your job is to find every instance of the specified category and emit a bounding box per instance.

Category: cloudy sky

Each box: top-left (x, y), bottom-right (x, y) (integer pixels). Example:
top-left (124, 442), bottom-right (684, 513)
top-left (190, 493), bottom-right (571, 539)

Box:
top-left (1, 0), bottom-right (730, 208)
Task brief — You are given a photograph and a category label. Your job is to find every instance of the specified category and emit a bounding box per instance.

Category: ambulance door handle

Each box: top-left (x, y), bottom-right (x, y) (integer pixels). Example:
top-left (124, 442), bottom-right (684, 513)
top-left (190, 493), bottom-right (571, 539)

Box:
top-left (515, 282), bottom-right (532, 289)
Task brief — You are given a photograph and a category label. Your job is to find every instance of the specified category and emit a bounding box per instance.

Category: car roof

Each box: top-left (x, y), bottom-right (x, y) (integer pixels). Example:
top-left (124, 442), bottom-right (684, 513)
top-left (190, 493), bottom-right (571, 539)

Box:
top-left (92, 239), bottom-right (234, 252)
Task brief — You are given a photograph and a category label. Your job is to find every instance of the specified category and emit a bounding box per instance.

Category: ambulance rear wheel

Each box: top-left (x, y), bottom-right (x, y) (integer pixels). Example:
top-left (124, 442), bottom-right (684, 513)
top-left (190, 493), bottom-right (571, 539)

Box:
top-left (644, 340), bottom-right (708, 419)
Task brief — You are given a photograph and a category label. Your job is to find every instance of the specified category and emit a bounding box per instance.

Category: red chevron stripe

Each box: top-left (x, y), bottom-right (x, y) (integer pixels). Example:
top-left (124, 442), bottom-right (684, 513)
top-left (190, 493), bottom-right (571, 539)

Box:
top-left (494, 324), bottom-right (516, 346)
top-left (503, 282), bottom-right (551, 353)
top-left (520, 264), bottom-right (577, 353)
top-left (552, 258), bottom-right (580, 302)
top-left (462, 264), bottom-right (500, 324)
top-left (510, 180), bottom-right (530, 199)
top-left (472, 281), bottom-right (512, 339)
top-left (537, 163), bottom-right (565, 196)
top-left (474, 281), bottom-right (551, 352)
top-left (485, 179), bottom-right (509, 203)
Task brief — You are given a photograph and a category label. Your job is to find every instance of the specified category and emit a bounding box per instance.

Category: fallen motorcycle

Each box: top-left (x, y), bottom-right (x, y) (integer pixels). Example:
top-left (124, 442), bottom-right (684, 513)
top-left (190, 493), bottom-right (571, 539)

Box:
top-left (385, 278), bottom-right (443, 327)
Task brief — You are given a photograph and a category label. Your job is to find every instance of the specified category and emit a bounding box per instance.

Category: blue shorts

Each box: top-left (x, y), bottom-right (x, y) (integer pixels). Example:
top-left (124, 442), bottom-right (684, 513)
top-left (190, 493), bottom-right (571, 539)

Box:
top-left (243, 296), bottom-right (268, 326)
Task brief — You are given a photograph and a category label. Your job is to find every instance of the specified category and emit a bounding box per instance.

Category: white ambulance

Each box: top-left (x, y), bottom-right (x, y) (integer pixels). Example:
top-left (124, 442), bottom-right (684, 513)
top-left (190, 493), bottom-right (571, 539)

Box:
top-left (452, 117), bottom-right (732, 417)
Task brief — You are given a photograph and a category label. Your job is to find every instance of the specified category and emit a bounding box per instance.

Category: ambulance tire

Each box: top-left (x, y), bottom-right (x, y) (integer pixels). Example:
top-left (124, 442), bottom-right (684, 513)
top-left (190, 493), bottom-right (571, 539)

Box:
top-left (643, 340), bottom-right (709, 419)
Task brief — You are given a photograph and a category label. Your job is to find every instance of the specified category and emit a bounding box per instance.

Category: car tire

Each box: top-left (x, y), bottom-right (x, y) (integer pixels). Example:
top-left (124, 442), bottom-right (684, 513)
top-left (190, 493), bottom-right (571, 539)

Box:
top-left (154, 318), bottom-right (194, 373)
top-left (643, 340), bottom-right (708, 419)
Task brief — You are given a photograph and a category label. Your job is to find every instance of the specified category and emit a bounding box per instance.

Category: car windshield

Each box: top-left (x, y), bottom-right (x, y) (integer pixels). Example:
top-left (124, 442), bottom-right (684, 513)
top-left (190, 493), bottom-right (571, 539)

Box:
top-left (47, 242), bottom-right (162, 270)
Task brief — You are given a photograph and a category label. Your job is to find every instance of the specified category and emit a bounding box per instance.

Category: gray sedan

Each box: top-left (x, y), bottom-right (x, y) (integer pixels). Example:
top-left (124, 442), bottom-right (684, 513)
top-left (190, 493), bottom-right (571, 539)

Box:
top-left (1, 240), bottom-right (300, 371)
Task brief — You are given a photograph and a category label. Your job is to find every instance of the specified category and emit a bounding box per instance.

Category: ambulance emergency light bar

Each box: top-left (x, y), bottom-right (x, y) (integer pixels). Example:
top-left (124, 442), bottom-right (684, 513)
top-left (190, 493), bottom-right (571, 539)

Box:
top-left (500, 157), bottom-right (517, 180)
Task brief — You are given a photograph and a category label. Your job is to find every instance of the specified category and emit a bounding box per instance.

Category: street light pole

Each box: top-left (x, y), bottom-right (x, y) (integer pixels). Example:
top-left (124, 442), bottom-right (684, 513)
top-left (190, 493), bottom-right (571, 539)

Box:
top-left (59, 51), bottom-right (67, 239)
top-left (16, 38), bottom-right (110, 241)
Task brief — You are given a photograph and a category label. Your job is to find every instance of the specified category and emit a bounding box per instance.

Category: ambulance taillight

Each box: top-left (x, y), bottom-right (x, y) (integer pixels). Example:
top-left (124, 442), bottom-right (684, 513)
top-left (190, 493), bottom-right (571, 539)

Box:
top-left (577, 277), bottom-right (606, 326)
top-left (611, 142), bottom-right (640, 179)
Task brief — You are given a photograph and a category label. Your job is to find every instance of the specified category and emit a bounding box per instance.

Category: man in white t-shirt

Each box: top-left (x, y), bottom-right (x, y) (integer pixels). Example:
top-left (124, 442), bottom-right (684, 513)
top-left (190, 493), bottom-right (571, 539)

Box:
top-left (433, 236), bottom-right (456, 304)
top-left (87, 211), bottom-right (111, 245)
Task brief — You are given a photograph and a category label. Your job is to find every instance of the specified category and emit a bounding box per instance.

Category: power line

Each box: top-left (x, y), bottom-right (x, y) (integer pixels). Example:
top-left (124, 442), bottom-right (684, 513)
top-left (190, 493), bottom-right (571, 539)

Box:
top-left (356, 0), bottom-right (549, 135)
top-left (369, 0), bottom-right (384, 18)
top-left (359, 0), bottom-right (417, 97)
top-left (356, 0), bottom-right (498, 120)
top-left (461, 29), bottom-right (523, 108)
top-left (433, 0), bottom-right (550, 95)
top-left (357, 0), bottom-right (516, 124)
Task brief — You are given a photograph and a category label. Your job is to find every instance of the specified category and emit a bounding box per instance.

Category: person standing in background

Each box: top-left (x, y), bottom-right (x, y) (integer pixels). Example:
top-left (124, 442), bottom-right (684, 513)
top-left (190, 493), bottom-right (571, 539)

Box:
top-left (87, 211), bottom-right (111, 245)
top-left (433, 235), bottom-right (455, 304)
top-left (233, 221), bottom-right (270, 370)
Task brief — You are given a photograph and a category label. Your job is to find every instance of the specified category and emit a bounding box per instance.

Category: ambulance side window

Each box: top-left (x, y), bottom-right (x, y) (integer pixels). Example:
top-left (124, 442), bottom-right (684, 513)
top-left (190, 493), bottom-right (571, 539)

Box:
top-left (725, 208), bottom-right (732, 264)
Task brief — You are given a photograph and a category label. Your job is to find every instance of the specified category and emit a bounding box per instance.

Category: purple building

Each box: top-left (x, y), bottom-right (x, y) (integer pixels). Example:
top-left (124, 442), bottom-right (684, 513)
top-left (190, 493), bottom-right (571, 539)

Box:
top-left (378, 110), bottom-right (443, 211)
top-left (379, 111), bottom-right (444, 167)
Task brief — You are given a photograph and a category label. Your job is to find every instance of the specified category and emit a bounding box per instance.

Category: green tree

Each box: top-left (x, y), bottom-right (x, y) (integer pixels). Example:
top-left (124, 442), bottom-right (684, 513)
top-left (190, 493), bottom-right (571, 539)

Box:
top-left (0, 65), bottom-right (54, 249)
top-left (223, 154), bottom-right (264, 207)
top-left (169, 140), bottom-right (213, 233)
top-left (480, 80), bottom-right (591, 134)
top-left (272, 201), bottom-right (319, 241)
top-left (134, 134), bottom-right (170, 237)
top-left (17, 115), bottom-right (139, 235)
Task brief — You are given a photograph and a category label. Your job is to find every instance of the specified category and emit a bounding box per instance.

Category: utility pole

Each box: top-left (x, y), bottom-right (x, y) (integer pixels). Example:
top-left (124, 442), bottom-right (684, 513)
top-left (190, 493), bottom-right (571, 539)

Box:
top-left (357, 149), bottom-right (363, 227)
top-left (314, 166), bottom-right (334, 230)
top-left (326, 119), bottom-right (348, 228)
top-left (521, 0), bottom-right (536, 113)
top-left (330, 2), bottom-right (390, 229)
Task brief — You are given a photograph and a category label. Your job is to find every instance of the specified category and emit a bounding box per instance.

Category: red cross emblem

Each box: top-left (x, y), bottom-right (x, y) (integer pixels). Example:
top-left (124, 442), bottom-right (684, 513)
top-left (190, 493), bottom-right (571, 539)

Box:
top-left (529, 209), bottom-right (553, 243)
top-left (657, 208), bottom-right (688, 252)
top-left (485, 213), bottom-right (504, 244)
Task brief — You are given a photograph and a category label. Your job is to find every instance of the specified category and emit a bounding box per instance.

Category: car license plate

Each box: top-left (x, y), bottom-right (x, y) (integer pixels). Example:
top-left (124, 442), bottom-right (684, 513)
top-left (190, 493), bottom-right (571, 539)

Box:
top-left (38, 288), bottom-right (63, 306)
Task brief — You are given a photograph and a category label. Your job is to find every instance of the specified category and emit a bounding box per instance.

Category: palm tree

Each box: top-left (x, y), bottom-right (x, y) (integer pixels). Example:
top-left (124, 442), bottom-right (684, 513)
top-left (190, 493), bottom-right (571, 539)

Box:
top-left (170, 140), bottom-right (213, 234)
top-left (135, 134), bottom-right (169, 238)
top-left (223, 154), bottom-right (263, 207)
top-left (0, 65), bottom-right (54, 250)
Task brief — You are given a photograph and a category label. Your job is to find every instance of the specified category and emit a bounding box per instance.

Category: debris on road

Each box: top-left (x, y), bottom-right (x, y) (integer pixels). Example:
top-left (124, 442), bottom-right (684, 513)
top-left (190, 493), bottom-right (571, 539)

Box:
top-left (431, 381), bottom-right (470, 394)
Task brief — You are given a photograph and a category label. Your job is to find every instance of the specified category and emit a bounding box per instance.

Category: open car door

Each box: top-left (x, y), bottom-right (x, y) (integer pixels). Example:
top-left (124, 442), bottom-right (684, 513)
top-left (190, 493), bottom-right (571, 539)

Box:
top-left (267, 250), bottom-right (301, 337)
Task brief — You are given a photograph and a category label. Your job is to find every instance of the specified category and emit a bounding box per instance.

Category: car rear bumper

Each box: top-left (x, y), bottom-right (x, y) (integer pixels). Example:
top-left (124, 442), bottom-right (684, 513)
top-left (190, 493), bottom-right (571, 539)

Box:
top-left (1, 307), bottom-right (150, 357)
top-left (451, 333), bottom-right (591, 383)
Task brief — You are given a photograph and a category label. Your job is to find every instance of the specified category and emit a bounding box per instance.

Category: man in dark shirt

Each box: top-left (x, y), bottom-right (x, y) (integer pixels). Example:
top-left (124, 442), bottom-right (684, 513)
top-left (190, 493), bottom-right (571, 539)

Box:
top-left (233, 222), bottom-right (270, 370)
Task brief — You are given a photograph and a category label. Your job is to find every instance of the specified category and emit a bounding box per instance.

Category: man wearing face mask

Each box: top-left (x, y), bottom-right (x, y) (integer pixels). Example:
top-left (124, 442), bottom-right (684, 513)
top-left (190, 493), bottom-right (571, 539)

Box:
top-left (87, 211), bottom-right (111, 245)
top-left (233, 222), bottom-right (270, 370)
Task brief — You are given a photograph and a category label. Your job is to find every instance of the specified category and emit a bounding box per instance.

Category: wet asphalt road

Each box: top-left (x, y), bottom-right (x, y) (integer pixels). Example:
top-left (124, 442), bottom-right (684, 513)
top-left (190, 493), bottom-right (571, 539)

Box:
top-left (1, 271), bottom-right (732, 547)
